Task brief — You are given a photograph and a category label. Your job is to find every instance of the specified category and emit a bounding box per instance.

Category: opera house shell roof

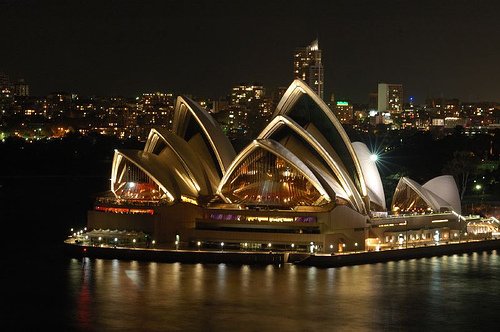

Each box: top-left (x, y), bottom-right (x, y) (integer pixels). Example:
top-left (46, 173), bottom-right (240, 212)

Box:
top-left (109, 79), bottom-right (460, 220)
top-left (391, 175), bottom-right (461, 215)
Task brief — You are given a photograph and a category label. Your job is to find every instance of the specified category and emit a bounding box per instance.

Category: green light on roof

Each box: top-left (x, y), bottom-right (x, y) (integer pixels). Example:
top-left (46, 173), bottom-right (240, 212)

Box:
top-left (336, 101), bottom-right (349, 106)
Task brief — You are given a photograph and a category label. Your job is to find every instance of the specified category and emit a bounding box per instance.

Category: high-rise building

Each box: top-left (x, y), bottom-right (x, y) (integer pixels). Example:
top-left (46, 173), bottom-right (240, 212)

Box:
top-left (293, 39), bottom-right (324, 99)
top-left (136, 92), bottom-right (175, 139)
top-left (225, 83), bottom-right (272, 142)
top-left (368, 92), bottom-right (378, 111)
top-left (334, 101), bottom-right (354, 124)
top-left (377, 83), bottom-right (403, 113)
top-left (14, 78), bottom-right (29, 96)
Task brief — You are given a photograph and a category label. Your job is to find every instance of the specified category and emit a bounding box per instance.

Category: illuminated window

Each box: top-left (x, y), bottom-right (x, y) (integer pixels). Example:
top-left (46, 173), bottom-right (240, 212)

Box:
top-left (220, 148), bottom-right (328, 207)
top-left (113, 161), bottom-right (167, 201)
top-left (391, 180), bottom-right (433, 214)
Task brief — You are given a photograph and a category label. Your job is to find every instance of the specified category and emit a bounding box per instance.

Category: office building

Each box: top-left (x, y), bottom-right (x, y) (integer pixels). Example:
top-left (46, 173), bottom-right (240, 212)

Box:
top-left (293, 39), bottom-right (324, 99)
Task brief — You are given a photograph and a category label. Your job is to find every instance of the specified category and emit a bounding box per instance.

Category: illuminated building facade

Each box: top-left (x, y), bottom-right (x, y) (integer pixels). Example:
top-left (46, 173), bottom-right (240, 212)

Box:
top-left (378, 83), bottom-right (403, 114)
top-left (87, 79), bottom-right (466, 252)
top-left (135, 92), bottom-right (175, 140)
top-left (334, 101), bottom-right (354, 124)
top-left (216, 83), bottom-right (273, 142)
top-left (293, 39), bottom-right (324, 99)
top-left (230, 84), bottom-right (264, 105)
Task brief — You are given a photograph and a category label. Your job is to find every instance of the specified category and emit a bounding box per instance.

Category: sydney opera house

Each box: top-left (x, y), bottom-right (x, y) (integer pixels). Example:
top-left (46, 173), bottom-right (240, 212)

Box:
top-left (86, 79), bottom-right (466, 252)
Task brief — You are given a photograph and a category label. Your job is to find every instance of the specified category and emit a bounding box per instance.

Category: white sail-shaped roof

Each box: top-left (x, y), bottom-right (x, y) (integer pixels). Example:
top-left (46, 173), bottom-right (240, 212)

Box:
top-left (104, 79), bottom-right (397, 218)
top-left (217, 139), bottom-right (331, 208)
top-left (172, 95), bottom-right (235, 176)
top-left (144, 127), bottom-right (213, 195)
top-left (273, 79), bottom-right (368, 206)
top-left (352, 142), bottom-right (386, 210)
top-left (392, 176), bottom-right (458, 213)
top-left (257, 114), bottom-right (364, 212)
top-left (111, 149), bottom-right (177, 202)
top-left (423, 175), bottom-right (461, 214)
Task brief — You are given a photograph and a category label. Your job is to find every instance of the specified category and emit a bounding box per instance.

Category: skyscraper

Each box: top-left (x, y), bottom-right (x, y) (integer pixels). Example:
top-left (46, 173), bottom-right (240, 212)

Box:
top-left (293, 39), bottom-right (324, 99)
top-left (377, 83), bottom-right (403, 114)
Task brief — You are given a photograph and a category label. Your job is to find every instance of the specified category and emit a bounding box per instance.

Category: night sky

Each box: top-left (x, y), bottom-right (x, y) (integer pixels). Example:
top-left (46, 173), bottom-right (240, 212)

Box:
top-left (1, 0), bottom-right (499, 103)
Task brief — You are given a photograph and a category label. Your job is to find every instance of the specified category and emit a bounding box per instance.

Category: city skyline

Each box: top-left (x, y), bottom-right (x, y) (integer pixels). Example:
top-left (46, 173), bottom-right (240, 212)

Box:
top-left (1, 0), bottom-right (499, 103)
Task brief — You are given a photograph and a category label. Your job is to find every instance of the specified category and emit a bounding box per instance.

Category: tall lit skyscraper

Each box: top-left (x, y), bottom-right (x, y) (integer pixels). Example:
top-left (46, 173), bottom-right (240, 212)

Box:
top-left (377, 83), bottom-right (403, 113)
top-left (293, 39), bottom-right (324, 99)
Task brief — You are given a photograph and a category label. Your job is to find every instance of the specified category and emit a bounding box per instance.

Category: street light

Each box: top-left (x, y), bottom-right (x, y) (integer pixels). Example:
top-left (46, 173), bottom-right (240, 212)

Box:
top-left (197, 241), bottom-right (201, 250)
top-left (221, 242), bottom-right (224, 251)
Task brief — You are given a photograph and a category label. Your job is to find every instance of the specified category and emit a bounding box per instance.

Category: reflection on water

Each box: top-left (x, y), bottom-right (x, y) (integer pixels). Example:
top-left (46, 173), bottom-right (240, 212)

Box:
top-left (63, 251), bottom-right (500, 331)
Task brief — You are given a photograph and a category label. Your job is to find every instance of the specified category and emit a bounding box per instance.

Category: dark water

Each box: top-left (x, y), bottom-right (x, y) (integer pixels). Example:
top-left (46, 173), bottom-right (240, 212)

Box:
top-left (3, 246), bottom-right (499, 331)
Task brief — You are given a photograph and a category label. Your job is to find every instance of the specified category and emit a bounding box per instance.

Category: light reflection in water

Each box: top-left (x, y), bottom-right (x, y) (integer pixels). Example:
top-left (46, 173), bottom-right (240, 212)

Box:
top-left (66, 250), bottom-right (499, 331)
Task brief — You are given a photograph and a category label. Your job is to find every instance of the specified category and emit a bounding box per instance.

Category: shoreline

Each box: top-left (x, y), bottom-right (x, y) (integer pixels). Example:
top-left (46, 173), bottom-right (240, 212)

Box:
top-left (63, 238), bottom-right (500, 267)
top-left (295, 239), bottom-right (500, 267)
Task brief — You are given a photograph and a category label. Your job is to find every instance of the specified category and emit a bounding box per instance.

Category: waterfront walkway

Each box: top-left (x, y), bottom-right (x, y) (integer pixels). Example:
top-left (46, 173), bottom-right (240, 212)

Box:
top-left (64, 237), bottom-right (500, 267)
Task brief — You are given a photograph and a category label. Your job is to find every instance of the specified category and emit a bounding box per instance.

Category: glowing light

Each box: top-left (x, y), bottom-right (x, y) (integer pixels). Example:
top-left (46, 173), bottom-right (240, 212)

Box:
top-left (370, 154), bottom-right (378, 162)
top-left (434, 231), bottom-right (440, 242)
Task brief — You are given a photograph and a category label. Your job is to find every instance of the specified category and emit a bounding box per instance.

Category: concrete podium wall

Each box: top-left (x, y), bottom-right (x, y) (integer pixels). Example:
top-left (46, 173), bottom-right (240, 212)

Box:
top-left (87, 210), bottom-right (156, 234)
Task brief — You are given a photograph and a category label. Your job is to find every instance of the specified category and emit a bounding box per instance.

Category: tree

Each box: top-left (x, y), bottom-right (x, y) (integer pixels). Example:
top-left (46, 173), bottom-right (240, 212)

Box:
top-left (442, 151), bottom-right (478, 200)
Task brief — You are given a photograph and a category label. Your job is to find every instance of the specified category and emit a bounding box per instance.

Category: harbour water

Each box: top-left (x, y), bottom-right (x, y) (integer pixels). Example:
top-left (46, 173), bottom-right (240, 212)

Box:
top-left (4, 243), bottom-right (499, 331)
